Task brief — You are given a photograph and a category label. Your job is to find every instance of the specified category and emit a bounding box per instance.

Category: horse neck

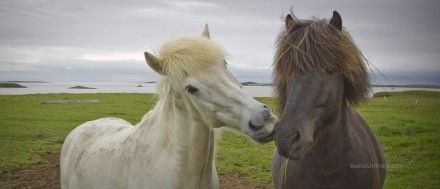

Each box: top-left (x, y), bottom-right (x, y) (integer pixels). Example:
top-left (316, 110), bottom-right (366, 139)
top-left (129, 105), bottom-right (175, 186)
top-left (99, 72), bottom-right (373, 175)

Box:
top-left (318, 98), bottom-right (370, 156)
top-left (135, 95), bottom-right (216, 185)
top-left (316, 101), bottom-right (351, 158)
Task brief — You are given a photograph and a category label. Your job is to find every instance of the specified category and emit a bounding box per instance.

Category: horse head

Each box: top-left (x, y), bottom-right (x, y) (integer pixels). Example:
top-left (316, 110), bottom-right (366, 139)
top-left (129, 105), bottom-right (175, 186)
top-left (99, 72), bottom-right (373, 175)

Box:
top-left (145, 25), bottom-right (277, 143)
top-left (273, 11), bottom-right (370, 159)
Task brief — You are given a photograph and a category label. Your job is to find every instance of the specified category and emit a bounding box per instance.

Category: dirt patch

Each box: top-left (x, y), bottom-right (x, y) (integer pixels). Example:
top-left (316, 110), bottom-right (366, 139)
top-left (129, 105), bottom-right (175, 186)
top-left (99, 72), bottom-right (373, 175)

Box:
top-left (0, 154), bottom-right (272, 189)
top-left (219, 172), bottom-right (272, 189)
top-left (0, 153), bottom-right (60, 189)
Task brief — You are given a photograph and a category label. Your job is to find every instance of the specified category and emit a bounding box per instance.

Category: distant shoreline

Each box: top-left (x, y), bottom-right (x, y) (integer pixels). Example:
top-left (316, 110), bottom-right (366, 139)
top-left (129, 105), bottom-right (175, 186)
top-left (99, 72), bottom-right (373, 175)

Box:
top-left (1, 82), bottom-right (440, 96)
top-left (2, 81), bottom-right (440, 89)
top-left (372, 84), bottom-right (440, 89)
top-left (2, 81), bottom-right (49, 83)
top-left (240, 83), bottom-right (440, 88)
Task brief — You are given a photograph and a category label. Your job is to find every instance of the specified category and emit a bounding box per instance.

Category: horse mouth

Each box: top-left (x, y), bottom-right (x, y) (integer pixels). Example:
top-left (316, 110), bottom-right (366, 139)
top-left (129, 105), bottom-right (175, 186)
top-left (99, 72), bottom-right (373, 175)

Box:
top-left (288, 143), bottom-right (310, 160)
top-left (287, 151), bottom-right (305, 160)
top-left (276, 146), bottom-right (305, 160)
top-left (275, 136), bottom-right (309, 160)
top-left (254, 131), bottom-right (274, 144)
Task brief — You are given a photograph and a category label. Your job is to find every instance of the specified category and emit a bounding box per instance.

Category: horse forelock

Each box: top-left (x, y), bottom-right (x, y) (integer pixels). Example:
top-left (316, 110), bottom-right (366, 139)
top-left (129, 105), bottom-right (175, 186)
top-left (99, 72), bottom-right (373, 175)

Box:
top-left (158, 36), bottom-right (226, 79)
top-left (153, 36), bottom-right (227, 109)
top-left (273, 15), bottom-right (370, 112)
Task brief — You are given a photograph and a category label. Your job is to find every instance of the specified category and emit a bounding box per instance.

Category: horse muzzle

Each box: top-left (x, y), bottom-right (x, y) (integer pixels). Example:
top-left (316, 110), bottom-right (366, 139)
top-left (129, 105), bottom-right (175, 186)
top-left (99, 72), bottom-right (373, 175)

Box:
top-left (274, 122), bottom-right (308, 160)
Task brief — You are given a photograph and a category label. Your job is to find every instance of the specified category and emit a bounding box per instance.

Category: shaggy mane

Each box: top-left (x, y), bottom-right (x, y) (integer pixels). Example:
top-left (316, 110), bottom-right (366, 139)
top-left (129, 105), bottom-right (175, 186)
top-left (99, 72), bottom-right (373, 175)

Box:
top-left (152, 36), bottom-right (226, 99)
top-left (273, 15), bottom-right (370, 112)
top-left (158, 36), bottom-right (226, 79)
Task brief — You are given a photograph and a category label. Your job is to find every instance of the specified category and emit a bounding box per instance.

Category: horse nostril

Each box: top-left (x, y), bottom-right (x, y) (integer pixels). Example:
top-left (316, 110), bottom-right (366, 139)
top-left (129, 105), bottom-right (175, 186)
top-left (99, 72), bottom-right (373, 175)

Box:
top-left (248, 121), bottom-right (263, 132)
top-left (277, 147), bottom-right (289, 158)
top-left (292, 132), bottom-right (300, 143)
top-left (262, 104), bottom-right (271, 118)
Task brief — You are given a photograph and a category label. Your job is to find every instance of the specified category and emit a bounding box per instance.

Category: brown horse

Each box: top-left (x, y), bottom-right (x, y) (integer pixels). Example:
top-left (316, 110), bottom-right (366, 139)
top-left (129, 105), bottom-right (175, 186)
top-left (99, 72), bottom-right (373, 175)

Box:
top-left (271, 11), bottom-right (386, 188)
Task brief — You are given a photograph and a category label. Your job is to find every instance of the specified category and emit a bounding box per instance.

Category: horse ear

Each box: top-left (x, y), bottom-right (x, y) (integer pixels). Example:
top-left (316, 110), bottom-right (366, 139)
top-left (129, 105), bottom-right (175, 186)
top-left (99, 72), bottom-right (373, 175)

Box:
top-left (144, 52), bottom-right (165, 75)
top-left (285, 14), bottom-right (295, 29)
top-left (201, 24), bottom-right (211, 39)
top-left (330, 10), bottom-right (342, 30)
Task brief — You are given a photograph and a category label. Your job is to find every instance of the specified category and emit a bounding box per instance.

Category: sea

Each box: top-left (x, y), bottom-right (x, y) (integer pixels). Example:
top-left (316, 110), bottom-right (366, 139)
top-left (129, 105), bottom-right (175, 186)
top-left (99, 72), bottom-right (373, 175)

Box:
top-left (1, 82), bottom-right (439, 97)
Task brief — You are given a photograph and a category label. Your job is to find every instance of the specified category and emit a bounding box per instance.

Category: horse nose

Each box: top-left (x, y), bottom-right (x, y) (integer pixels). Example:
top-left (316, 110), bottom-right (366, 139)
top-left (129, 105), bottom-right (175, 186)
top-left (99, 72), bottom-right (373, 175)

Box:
top-left (262, 104), bottom-right (271, 118)
top-left (274, 123), bottom-right (287, 157)
top-left (274, 121), bottom-right (301, 158)
top-left (248, 104), bottom-right (273, 132)
top-left (248, 121), bottom-right (264, 132)
top-left (291, 132), bottom-right (300, 146)
top-left (277, 146), bottom-right (289, 158)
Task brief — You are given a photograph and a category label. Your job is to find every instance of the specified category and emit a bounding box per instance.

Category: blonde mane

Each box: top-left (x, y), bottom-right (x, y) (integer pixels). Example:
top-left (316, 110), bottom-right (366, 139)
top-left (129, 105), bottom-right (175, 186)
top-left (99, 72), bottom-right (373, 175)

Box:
top-left (158, 36), bottom-right (226, 79)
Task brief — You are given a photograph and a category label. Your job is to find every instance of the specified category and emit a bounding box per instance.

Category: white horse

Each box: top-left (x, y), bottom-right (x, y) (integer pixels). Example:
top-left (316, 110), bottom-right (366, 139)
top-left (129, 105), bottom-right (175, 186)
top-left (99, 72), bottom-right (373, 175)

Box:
top-left (60, 25), bottom-right (277, 189)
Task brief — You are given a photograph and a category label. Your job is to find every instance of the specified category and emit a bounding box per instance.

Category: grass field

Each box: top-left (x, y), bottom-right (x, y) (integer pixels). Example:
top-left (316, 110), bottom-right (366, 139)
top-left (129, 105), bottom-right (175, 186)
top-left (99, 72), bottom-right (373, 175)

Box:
top-left (0, 91), bottom-right (439, 188)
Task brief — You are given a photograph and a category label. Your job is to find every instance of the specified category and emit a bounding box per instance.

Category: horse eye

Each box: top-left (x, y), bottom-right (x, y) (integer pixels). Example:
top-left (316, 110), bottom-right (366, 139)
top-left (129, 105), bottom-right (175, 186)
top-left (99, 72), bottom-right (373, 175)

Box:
top-left (326, 68), bottom-right (334, 74)
top-left (185, 85), bottom-right (199, 94)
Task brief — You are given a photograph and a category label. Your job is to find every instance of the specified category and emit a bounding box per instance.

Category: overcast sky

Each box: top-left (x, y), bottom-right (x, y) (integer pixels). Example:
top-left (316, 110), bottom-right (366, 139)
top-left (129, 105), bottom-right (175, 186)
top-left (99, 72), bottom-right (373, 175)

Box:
top-left (1, 0), bottom-right (439, 85)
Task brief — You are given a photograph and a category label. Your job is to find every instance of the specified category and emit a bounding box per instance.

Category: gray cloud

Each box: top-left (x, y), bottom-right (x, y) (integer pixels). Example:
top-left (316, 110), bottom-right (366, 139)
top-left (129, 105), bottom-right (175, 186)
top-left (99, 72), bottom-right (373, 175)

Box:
top-left (0, 0), bottom-right (439, 84)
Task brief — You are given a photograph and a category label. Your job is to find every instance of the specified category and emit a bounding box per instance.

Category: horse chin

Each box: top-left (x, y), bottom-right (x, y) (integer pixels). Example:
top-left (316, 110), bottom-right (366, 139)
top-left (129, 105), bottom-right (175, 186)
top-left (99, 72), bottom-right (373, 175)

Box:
top-left (287, 143), bottom-right (311, 160)
top-left (288, 152), bottom-right (305, 160)
top-left (254, 131), bottom-right (274, 144)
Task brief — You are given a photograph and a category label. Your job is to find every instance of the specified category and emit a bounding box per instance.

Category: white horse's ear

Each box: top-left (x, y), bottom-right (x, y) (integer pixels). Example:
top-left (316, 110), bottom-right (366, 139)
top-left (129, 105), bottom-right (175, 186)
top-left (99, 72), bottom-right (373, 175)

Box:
top-left (144, 52), bottom-right (165, 75)
top-left (201, 24), bottom-right (210, 39)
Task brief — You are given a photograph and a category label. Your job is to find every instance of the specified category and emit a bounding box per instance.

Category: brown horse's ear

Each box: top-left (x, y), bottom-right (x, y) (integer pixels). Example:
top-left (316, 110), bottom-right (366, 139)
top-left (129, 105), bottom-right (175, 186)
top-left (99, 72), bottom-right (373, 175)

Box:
top-left (144, 52), bottom-right (165, 75)
top-left (330, 10), bottom-right (342, 30)
top-left (285, 14), bottom-right (295, 29)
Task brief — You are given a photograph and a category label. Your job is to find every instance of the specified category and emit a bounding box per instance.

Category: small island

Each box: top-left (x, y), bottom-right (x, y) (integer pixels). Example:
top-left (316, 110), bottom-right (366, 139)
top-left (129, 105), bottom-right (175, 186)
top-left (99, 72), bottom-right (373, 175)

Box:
top-left (0, 82), bottom-right (27, 88)
top-left (68, 86), bottom-right (96, 89)
top-left (241, 82), bottom-right (273, 86)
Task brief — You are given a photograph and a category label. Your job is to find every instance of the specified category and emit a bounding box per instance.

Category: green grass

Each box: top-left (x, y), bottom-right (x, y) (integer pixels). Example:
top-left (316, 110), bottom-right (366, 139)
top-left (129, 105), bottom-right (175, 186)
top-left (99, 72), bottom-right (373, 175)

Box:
top-left (0, 91), bottom-right (439, 188)
top-left (216, 97), bottom-right (277, 186)
top-left (0, 93), bottom-right (156, 169)
top-left (357, 91), bottom-right (440, 188)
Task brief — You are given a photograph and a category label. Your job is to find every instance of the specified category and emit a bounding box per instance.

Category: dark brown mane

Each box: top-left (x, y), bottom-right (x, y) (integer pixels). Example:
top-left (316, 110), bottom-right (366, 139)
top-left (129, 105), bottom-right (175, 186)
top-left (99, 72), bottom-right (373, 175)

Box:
top-left (273, 14), bottom-right (370, 113)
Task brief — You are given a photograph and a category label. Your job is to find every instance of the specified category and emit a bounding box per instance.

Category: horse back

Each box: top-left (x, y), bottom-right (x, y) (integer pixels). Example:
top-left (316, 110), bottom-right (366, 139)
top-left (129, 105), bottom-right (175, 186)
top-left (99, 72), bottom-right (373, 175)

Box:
top-left (349, 110), bottom-right (387, 188)
top-left (60, 117), bottom-right (133, 188)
